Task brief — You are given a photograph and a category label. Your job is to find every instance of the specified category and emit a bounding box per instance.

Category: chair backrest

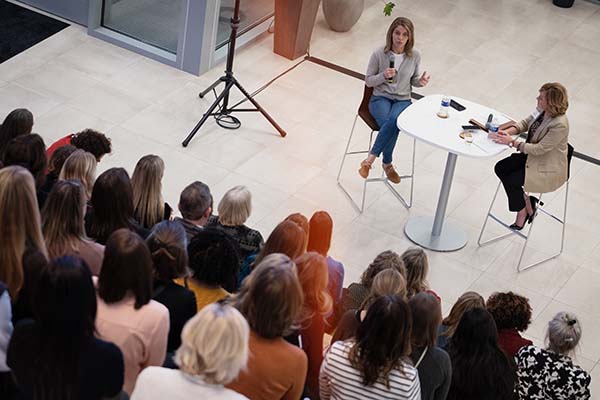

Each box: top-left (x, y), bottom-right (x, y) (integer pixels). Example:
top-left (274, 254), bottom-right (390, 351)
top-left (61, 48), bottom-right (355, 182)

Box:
top-left (567, 143), bottom-right (574, 179)
top-left (358, 86), bottom-right (380, 132)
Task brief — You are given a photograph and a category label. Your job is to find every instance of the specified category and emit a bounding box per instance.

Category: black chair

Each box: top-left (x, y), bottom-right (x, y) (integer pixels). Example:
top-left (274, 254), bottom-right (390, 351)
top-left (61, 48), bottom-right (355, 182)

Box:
top-left (336, 86), bottom-right (416, 212)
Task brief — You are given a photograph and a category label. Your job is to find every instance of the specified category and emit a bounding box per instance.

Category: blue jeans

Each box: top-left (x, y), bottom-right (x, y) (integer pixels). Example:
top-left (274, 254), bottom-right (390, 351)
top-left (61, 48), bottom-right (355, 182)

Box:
top-left (369, 96), bottom-right (412, 164)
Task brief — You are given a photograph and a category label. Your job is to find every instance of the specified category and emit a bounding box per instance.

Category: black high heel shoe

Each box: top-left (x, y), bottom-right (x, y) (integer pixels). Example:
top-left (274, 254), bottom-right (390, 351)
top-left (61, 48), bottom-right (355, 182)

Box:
top-left (510, 211), bottom-right (529, 231)
top-left (527, 196), bottom-right (544, 224)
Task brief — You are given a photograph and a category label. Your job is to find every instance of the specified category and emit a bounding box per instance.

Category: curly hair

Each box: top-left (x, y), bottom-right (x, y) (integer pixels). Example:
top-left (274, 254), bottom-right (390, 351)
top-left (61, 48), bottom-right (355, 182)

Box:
top-left (188, 228), bottom-right (241, 293)
top-left (360, 250), bottom-right (405, 290)
top-left (486, 291), bottom-right (532, 332)
top-left (71, 129), bottom-right (111, 160)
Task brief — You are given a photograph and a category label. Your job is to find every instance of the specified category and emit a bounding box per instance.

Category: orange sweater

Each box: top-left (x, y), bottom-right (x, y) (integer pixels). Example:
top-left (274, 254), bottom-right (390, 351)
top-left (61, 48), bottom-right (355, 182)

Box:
top-left (227, 331), bottom-right (308, 400)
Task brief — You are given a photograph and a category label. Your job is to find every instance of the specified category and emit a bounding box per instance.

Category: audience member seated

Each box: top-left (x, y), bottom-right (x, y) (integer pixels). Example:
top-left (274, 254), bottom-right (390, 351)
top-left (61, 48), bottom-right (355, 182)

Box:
top-left (42, 180), bottom-right (105, 275)
top-left (10, 250), bottom-right (47, 325)
top-left (294, 252), bottom-right (333, 399)
top-left (146, 221), bottom-right (197, 354)
top-left (227, 254), bottom-right (308, 400)
top-left (182, 228), bottom-right (240, 311)
top-left (285, 213), bottom-right (309, 246)
top-left (206, 185), bottom-right (264, 262)
top-left (39, 144), bottom-right (76, 198)
top-left (486, 291), bottom-right (533, 358)
top-left (174, 181), bottom-right (212, 243)
top-left (0, 166), bottom-right (48, 323)
top-left (7, 256), bottom-right (124, 400)
top-left (408, 292), bottom-right (451, 400)
top-left (437, 291), bottom-right (484, 348)
top-left (86, 167), bottom-right (149, 245)
top-left (59, 149), bottom-right (97, 200)
top-left (341, 250), bottom-right (405, 314)
top-left (401, 247), bottom-right (439, 301)
top-left (0, 108), bottom-right (33, 161)
top-left (332, 268), bottom-right (405, 344)
top-left (307, 211), bottom-right (345, 332)
top-left (131, 302), bottom-right (250, 400)
top-left (2, 134), bottom-right (48, 207)
top-left (445, 308), bottom-right (514, 400)
top-left (46, 128), bottom-right (112, 162)
top-left (239, 220), bottom-right (306, 286)
top-left (132, 154), bottom-right (172, 229)
top-left (516, 312), bottom-right (591, 399)
top-left (96, 229), bottom-right (169, 395)
top-left (320, 295), bottom-right (420, 399)
top-left (0, 281), bottom-right (14, 396)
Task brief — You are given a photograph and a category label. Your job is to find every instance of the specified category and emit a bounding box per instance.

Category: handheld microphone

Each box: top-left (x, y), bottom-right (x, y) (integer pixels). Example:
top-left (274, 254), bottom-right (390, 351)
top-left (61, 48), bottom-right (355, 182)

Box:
top-left (388, 54), bottom-right (395, 84)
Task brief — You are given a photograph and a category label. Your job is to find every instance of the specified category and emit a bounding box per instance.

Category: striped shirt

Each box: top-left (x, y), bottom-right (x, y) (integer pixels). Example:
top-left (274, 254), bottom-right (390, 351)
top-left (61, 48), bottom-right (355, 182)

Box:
top-left (319, 340), bottom-right (421, 400)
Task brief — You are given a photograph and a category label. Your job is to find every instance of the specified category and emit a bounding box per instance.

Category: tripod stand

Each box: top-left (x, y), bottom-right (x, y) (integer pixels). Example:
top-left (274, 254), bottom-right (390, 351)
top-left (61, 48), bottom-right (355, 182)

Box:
top-left (182, 0), bottom-right (286, 147)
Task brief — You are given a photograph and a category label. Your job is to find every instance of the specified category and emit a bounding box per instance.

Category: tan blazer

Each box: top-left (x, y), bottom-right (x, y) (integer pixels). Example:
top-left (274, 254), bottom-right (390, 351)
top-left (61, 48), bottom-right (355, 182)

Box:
top-left (515, 113), bottom-right (569, 193)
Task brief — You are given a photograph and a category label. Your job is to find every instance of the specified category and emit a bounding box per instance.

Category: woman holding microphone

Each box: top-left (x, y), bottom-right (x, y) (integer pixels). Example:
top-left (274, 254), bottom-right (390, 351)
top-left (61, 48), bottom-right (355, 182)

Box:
top-left (359, 17), bottom-right (430, 183)
top-left (490, 82), bottom-right (570, 230)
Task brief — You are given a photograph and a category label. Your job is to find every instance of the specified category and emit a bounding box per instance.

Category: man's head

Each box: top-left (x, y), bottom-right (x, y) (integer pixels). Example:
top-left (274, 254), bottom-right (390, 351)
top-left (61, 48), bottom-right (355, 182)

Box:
top-left (178, 181), bottom-right (212, 225)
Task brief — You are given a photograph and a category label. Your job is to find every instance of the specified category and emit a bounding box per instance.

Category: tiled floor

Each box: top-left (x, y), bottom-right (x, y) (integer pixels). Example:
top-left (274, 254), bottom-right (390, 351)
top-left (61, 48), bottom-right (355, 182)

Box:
top-left (3, 0), bottom-right (600, 392)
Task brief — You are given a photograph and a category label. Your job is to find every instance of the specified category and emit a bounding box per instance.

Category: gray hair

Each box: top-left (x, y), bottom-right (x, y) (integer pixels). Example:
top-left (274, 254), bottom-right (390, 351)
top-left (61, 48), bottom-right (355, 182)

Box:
top-left (546, 311), bottom-right (582, 355)
top-left (218, 185), bottom-right (252, 226)
top-left (178, 181), bottom-right (212, 221)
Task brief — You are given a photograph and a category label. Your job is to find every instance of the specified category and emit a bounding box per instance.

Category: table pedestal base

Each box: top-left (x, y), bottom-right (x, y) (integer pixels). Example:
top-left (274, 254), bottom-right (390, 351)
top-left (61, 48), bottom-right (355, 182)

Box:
top-left (404, 216), bottom-right (468, 252)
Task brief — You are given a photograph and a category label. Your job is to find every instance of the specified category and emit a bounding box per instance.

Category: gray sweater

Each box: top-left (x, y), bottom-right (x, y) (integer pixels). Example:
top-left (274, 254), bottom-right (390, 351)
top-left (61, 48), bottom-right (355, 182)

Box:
top-left (410, 345), bottom-right (452, 400)
top-left (365, 46), bottom-right (423, 101)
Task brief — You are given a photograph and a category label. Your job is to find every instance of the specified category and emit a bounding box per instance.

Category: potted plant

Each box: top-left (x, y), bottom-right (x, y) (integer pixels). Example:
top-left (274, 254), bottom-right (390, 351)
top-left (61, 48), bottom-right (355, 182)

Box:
top-left (322, 0), bottom-right (365, 32)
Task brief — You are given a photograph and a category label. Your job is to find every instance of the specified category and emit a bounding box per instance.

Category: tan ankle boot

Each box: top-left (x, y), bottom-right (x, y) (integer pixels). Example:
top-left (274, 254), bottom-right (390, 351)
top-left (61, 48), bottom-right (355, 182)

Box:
top-left (383, 163), bottom-right (401, 184)
top-left (358, 160), bottom-right (373, 179)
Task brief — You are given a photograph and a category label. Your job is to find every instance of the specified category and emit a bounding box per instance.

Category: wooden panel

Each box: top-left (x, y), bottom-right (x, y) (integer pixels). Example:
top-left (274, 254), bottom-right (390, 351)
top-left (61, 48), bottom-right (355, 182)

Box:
top-left (273, 0), bottom-right (321, 60)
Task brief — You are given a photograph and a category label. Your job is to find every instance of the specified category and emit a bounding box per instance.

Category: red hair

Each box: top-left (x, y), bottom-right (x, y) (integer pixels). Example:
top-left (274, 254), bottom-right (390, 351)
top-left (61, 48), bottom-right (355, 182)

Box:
top-left (307, 211), bottom-right (333, 256)
top-left (254, 220), bottom-right (306, 266)
top-left (295, 252), bottom-right (332, 326)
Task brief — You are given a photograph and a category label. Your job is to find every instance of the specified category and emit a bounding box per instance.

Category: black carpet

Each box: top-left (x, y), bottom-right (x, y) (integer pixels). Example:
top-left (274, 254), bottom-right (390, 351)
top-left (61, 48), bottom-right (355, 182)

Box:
top-left (0, 0), bottom-right (69, 63)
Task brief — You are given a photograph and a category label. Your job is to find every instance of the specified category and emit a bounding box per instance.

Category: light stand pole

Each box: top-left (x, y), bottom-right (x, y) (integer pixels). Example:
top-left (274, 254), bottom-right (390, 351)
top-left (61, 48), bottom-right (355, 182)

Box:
top-left (182, 0), bottom-right (286, 147)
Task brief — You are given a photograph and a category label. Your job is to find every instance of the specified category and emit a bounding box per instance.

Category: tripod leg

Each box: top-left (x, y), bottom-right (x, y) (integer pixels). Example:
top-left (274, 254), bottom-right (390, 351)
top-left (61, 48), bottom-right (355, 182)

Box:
top-left (232, 78), bottom-right (287, 137)
top-left (199, 78), bottom-right (225, 99)
top-left (182, 81), bottom-right (236, 147)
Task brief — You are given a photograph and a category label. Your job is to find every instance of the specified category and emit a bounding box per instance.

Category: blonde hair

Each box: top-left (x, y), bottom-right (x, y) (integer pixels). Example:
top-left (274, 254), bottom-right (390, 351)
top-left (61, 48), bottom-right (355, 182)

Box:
top-left (0, 166), bottom-right (47, 296)
top-left (218, 185), bottom-right (252, 226)
top-left (384, 17), bottom-right (415, 56)
top-left (546, 311), bottom-right (582, 356)
top-left (540, 82), bottom-right (569, 117)
top-left (59, 149), bottom-right (97, 199)
top-left (175, 302), bottom-right (249, 384)
top-left (131, 154), bottom-right (165, 229)
top-left (360, 268), bottom-right (407, 310)
top-left (402, 247), bottom-right (429, 297)
top-left (42, 180), bottom-right (89, 259)
top-left (441, 291), bottom-right (485, 338)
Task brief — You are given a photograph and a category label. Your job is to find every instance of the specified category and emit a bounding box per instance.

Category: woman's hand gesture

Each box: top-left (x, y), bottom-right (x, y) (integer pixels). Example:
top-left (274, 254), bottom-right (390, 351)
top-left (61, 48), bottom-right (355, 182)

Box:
top-left (419, 71), bottom-right (430, 86)
top-left (384, 68), bottom-right (397, 80)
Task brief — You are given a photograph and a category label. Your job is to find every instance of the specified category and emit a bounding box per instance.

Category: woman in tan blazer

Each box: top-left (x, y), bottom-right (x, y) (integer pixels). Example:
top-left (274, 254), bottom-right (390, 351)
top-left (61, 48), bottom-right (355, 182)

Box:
top-left (490, 82), bottom-right (569, 230)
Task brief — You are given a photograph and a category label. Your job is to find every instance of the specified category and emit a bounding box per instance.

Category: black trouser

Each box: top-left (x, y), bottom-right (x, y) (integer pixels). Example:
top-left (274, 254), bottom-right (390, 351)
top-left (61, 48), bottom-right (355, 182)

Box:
top-left (494, 153), bottom-right (527, 212)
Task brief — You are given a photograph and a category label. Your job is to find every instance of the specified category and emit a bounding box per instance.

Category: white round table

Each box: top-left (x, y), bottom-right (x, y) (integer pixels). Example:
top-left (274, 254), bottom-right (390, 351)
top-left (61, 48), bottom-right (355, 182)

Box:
top-left (397, 94), bottom-right (510, 251)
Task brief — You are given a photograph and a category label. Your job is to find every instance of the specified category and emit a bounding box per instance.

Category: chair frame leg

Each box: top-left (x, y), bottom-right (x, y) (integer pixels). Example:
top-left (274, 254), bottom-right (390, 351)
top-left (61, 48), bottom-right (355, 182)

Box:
top-left (478, 181), bottom-right (569, 272)
top-left (337, 122), bottom-right (416, 213)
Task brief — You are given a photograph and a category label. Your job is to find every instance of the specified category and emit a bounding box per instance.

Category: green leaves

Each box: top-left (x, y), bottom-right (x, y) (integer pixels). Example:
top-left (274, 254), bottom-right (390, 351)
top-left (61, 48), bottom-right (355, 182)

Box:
top-left (383, 2), bottom-right (395, 16)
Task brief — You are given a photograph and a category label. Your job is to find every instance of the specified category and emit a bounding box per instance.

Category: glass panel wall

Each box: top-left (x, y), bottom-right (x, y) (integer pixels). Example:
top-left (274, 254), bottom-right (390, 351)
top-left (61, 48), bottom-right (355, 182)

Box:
top-left (217, 0), bottom-right (273, 49)
top-left (102, 0), bottom-right (183, 54)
